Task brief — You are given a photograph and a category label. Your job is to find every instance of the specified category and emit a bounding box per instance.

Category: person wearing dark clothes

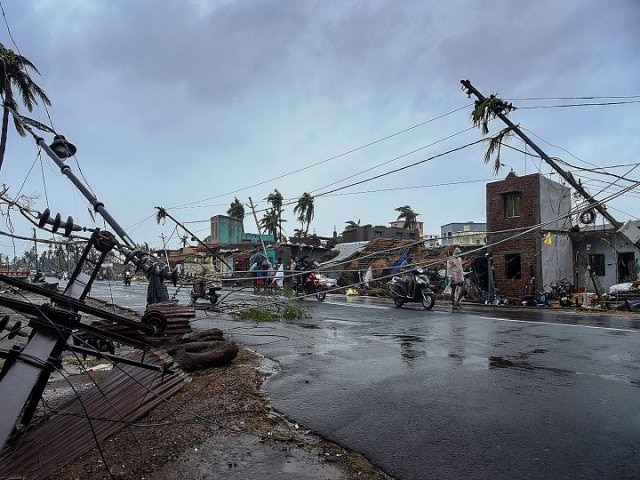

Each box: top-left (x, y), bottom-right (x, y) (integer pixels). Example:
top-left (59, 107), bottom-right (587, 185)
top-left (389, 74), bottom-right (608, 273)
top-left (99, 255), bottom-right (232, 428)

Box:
top-left (147, 264), bottom-right (169, 304)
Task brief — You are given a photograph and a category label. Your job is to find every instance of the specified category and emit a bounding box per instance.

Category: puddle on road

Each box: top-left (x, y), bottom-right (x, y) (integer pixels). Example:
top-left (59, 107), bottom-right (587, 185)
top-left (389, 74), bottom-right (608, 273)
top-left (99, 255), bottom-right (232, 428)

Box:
top-left (255, 357), bottom-right (280, 376)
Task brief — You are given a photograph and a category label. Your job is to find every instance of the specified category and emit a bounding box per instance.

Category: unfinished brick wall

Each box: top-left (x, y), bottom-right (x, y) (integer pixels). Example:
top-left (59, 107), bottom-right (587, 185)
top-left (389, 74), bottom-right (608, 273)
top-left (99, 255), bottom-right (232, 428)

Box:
top-left (486, 173), bottom-right (542, 299)
top-left (486, 173), bottom-right (540, 233)
top-left (489, 238), bottom-right (538, 299)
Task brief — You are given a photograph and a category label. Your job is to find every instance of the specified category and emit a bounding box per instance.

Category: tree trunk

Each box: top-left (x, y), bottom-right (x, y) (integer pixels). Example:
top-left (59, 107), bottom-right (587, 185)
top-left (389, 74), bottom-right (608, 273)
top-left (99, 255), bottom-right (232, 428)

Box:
top-left (0, 104), bottom-right (10, 174)
top-left (277, 207), bottom-right (281, 244)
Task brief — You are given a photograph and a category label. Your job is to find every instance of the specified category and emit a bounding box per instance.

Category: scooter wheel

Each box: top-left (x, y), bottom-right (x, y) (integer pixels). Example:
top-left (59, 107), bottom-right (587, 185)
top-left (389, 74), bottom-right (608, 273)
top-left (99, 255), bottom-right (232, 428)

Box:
top-left (209, 291), bottom-right (219, 305)
top-left (393, 296), bottom-right (405, 308)
top-left (421, 293), bottom-right (435, 310)
top-left (316, 285), bottom-right (326, 301)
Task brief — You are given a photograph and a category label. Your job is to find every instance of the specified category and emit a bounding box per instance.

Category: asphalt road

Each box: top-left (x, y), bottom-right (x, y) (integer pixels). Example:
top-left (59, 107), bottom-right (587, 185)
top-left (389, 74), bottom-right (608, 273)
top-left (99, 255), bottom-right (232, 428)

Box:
top-left (89, 281), bottom-right (640, 480)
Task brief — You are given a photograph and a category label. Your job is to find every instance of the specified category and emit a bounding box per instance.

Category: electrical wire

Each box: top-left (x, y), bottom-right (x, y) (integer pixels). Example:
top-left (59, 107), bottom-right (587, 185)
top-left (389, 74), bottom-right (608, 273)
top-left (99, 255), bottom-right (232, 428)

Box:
top-left (509, 95), bottom-right (640, 101)
top-left (319, 177), bottom-right (496, 197)
top-left (167, 103), bottom-right (474, 210)
top-left (516, 100), bottom-right (640, 109)
top-left (308, 126), bottom-right (476, 195)
top-left (311, 138), bottom-right (486, 199)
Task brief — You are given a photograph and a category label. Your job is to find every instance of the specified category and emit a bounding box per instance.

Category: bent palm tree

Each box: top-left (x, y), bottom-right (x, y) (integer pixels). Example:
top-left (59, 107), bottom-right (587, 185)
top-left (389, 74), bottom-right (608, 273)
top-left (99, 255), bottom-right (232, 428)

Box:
top-left (259, 208), bottom-right (279, 241)
top-left (395, 205), bottom-right (419, 230)
top-left (227, 197), bottom-right (245, 220)
top-left (294, 193), bottom-right (314, 236)
top-left (266, 189), bottom-right (284, 243)
top-left (0, 44), bottom-right (52, 174)
top-left (344, 219), bottom-right (360, 230)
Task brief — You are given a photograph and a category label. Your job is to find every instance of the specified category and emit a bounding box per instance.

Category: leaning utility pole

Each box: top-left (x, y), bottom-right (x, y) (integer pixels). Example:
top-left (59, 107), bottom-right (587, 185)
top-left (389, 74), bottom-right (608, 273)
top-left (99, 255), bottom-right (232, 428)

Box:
top-left (460, 79), bottom-right (622, 229)
top-left (248, 197), bottom-right (270, 262)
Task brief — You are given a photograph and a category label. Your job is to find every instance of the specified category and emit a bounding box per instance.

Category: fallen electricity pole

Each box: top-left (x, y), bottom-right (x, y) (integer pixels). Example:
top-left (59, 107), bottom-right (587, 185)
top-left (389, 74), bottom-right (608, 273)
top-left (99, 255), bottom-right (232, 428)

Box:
top-left (461, 79), bottom-right (622, 229)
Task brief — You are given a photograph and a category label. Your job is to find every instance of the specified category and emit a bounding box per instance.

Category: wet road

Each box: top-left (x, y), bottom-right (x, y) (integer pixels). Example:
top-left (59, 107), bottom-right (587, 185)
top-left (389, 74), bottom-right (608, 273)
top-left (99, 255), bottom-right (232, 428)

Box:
top-left (90, 282), bottom-right (640, 480)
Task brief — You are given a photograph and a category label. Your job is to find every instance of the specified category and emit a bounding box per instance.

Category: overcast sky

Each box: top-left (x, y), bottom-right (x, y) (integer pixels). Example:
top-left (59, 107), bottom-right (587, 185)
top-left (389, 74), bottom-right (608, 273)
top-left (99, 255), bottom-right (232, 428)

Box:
top-left (0, 0), bottom-right (639, 258)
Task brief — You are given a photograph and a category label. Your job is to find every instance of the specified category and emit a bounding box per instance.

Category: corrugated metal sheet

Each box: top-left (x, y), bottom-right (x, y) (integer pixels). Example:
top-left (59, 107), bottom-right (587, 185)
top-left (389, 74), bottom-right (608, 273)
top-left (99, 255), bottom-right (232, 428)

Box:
top-left (83, 302), bottom-right (194, 343)
top-left (319, 241), bottom-right (369, 268)
top-left (0, 349), bottom-right (187, 480)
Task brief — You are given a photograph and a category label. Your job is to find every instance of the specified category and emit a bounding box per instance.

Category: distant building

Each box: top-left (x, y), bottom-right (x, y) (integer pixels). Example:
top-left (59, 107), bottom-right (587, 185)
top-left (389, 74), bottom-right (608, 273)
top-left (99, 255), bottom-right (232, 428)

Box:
top-left (210, 215), bottom-right (245, 245)
top-left (389, 220), bottom-right (424, 238)
top-left (423, 234), bottom-right (440, 248)
top-left (440, 221), bottom-right (486, 246)
top-left (341, 224), bottom-right (420, 243)
top-left (210, 215), bottom-right (274, 245)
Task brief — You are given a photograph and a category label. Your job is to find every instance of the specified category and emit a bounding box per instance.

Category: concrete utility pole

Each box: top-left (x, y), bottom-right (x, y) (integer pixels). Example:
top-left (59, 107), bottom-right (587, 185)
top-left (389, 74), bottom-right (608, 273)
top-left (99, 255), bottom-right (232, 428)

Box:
top-left (460, 79), bottom-right (622, 229)
top-left (248, 197), bottom-right (270, 262)
top-left (159, 233), bottom-right (170, 265)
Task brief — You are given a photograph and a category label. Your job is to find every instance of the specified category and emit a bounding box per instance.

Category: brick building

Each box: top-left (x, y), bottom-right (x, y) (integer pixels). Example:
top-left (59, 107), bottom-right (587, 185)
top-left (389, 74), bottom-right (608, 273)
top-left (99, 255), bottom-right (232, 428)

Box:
top-left (486, 172), bottom-right (573, 299)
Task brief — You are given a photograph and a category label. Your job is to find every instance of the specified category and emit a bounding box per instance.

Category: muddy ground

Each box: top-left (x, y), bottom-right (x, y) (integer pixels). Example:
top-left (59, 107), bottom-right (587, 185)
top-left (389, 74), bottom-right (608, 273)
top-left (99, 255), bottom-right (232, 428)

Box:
top-left (51, 348), bottom-right (394, 480)
top-left (0, 291), bottom-right (394, 480)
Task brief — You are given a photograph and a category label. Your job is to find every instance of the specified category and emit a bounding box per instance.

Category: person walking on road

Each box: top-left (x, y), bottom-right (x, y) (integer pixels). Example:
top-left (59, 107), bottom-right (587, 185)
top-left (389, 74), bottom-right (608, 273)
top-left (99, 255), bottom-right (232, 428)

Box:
top-left (447, 247), bottom-right (464, 312)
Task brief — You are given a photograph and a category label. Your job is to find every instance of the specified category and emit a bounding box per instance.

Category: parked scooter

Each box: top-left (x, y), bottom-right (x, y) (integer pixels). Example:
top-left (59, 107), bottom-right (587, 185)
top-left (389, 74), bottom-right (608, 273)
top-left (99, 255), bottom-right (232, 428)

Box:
top-left (389, 268), bottom-right (436, 310)
top-left (548, 279), bottom-right (573, 307)
top-left (190, 277), bottom-right (222, 305)
top-left (294, 271), bottom-right (327, 301)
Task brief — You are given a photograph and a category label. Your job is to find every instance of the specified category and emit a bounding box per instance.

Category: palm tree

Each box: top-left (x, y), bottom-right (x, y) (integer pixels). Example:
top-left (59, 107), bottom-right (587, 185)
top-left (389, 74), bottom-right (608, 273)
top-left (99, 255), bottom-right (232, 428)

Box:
top-left (61, 238), bottom-right (80, 272)
top-left (23, 245), bottom-right (37, 270)
top-left (266, 189), bottom-right (284, 242)
top-left (259, 208), bottom-right (279, 241)
top-left (395, 205), bottom-right (419, 230)
top-left (344, 219), bottom-right (360, 230)
top-left (180, 234), bottom-right (189, 249)
top-left (294, 192), bottom-right (314, 236)
top-left (0, 43), bottom-right (52, 174)
top-left (227, 197), bottom-right (245, 220)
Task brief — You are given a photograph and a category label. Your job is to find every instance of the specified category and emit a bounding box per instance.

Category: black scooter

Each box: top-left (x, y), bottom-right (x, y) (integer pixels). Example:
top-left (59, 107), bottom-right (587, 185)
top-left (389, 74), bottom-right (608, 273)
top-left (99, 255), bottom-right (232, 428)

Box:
top-left (389, 268), bottom-right (436, 310)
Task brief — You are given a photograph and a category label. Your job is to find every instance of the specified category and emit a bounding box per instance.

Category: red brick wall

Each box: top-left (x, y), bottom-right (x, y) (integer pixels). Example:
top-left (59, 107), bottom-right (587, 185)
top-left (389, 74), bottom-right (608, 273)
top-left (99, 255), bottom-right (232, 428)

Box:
top-left (486, 173), bottom-right (543, 299)
top-left (489, 238), bottom-right (538, 299)
top-left (486, 174), bottom-right (540, 233)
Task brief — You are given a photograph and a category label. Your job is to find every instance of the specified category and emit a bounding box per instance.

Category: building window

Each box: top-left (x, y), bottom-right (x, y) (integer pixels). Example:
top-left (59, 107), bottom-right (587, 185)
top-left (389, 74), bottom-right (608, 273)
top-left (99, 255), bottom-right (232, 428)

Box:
top-left (374, 231), bottom-right (382, 238)
top-left (395, 232), bottom-right (404, 239)
top-left (589, 254), bottom-right (605, 276)
top-left (505, 253), bottom-right (521, 279)
top-left (505, 192), bottom-right (521, 218)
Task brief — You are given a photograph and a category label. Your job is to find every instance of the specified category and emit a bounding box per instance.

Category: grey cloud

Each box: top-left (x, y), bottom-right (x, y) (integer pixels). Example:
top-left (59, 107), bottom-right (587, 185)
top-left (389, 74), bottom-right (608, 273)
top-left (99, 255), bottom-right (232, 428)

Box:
top-left (23, 1), bottom-right (314, 105)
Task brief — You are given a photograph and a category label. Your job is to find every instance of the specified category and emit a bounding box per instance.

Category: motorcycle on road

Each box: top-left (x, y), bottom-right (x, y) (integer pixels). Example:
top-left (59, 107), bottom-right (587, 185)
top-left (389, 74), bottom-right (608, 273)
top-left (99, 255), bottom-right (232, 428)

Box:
top-left (294, 271), bottom-right (327, 301)
top-left (389, 268), bottom-right (436, 310)
top-left (190, 277), bottom-right (222, 305)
